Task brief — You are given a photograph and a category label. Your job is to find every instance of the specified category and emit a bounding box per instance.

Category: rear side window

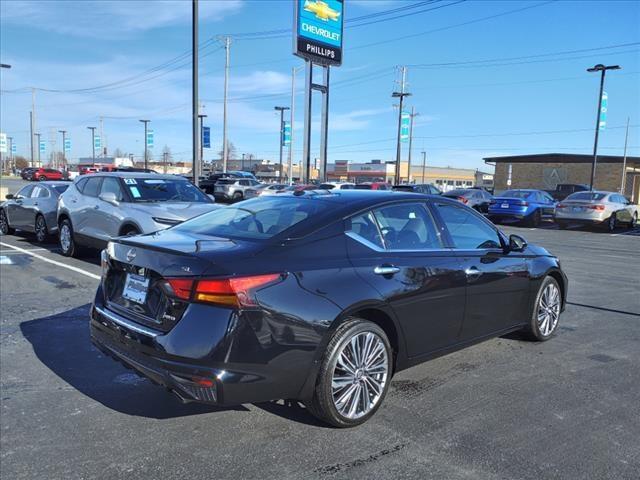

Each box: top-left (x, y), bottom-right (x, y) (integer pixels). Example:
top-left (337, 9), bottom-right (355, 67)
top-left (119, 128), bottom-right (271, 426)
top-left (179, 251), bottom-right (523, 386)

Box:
top-left (75, 177), bottom-right (89, 193)
top-left (435, 202), bottom-right (501, 250)
top-left (83, 177), bottom-right (102, 197)
top-left (372, 203), bottom-right (442, 250)
top-left (347, 211), bottom-right (384, 249)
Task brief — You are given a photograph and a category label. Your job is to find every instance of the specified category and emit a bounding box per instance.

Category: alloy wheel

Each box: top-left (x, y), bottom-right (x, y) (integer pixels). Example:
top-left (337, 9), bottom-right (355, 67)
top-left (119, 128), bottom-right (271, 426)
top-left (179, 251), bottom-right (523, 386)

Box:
top-left (608, 214), bottom-right (616, 231)
top-left (0, 211), bottom-right (8, 234)
top-left (331, 331), bottom-right (389, 420)
top-left (537, 283), bottom-right (560, 336)
top-left (60, 224), bottom-right (71, 252)
top-left (35, 216), bottom-right (47, 242)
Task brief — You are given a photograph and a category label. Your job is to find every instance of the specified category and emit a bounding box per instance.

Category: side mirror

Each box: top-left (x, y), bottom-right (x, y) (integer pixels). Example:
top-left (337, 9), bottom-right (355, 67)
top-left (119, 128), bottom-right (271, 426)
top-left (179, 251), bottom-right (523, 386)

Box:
top-left (509, 234), bottom-right (527, 252)
top-left (99, 192), bottom-right (119, 206)
top-left (207, 194), bottom-right (216, 202)
top-left (5, 194), bottom-right (14, 200)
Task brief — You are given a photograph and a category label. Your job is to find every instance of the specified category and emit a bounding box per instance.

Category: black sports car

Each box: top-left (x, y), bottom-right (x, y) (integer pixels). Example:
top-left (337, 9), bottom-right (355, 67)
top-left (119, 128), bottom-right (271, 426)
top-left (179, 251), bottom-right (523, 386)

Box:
top-left (91, 190), bottom-right (567, 427)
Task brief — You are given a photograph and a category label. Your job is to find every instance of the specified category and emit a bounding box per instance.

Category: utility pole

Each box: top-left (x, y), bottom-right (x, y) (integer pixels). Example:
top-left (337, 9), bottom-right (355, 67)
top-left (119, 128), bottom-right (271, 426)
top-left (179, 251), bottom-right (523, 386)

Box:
top-left (29, 111), bottom-right (34, 167)
top-left (31, 88), bottom-right (36, 167)
top-left (407, 107), bottom-right (418, 183)
top-left (587, 63), bottom-right (620, 190)
top-left (139, 119), bottom-right (150, 170)
top-left (221, 36), bottom-right (231, 173)
top-left (34, 133), bottom-right (41, 166)
top-left (288, 67), bottom-right (301, 185)
top-left (58, 130), bottom-right (67, 168)
top-left (421, 150), bottom-right (427, 184)
top-left (192, 0), bottom-right (201, 185)
top-left (163, 151), bottom-right (168, 174)
top-left (7, 136), bottom-right (13, 172)
top-left (87, 126), bottom-right (96, 161)
top-left (620, 116), bottom-right (630, 194)
top-left (242, 153), bottom-right (245, 172)
top-left (274, 106), bottom-right (290, 181)
top-left (392, 66), bottom-right (411, 185)
top-left (99, 116), bottom-right (105, 157)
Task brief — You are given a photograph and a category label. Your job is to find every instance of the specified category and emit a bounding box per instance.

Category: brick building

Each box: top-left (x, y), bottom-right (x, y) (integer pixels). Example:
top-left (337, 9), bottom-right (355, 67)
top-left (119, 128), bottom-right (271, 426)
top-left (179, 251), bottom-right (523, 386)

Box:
top-left (485, 153), bottom-right (640, 203)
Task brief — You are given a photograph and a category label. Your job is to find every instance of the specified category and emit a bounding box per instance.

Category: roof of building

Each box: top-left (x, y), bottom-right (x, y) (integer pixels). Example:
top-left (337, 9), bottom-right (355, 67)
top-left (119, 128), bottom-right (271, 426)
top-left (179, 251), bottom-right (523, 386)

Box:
top-left (484, 153), bottom-right (640, 164)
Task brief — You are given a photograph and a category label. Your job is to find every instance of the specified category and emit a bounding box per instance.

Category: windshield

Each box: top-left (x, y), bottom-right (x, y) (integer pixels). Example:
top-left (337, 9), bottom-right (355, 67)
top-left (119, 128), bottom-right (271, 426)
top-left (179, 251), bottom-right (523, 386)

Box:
top-left (172, 196), bottom-right (327, 240)
top-left (567, 192), bottom-right (607, 201)
top-left (123, 178), bottom-right (210, 203)
top-left (501, 190), bottom-right (532, 199)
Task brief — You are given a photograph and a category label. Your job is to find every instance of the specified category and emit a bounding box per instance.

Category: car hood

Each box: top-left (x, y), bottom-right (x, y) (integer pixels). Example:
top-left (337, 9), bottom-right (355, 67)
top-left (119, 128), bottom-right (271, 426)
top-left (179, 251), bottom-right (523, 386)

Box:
top-left (129, 202), bottom-right (220, 221)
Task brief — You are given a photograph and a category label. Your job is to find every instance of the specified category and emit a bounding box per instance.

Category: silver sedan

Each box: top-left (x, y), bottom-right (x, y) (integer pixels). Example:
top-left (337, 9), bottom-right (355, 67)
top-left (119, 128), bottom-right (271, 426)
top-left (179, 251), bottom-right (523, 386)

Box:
top-left (554, 191), bottom-right (638, 231)
top-left (0, 182), bottom-right (70, 242)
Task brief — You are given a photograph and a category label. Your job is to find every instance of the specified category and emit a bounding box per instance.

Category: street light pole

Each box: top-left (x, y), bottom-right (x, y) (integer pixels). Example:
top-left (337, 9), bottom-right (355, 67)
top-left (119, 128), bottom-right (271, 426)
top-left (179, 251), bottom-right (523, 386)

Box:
top-left (192, 0), bottom-right (201, 185)
top-left (392, 66), bottom-right (411, 185)
top-left (87, 126), bottom-right (96, 161)
top-left (58, 130), bottom-right (67, 168)
top-left (34, 133), bottom-right (41, 166)
top-left (274, 106), bottom-right (290, 181)
top-left (139, 119), bottom-right (150, 170)
top-left (587, 63), bottom-right (620, 190)
top-left (421, 150), bottom-right (427, 184)
top-left (407, 107), bottom-right (418, 183)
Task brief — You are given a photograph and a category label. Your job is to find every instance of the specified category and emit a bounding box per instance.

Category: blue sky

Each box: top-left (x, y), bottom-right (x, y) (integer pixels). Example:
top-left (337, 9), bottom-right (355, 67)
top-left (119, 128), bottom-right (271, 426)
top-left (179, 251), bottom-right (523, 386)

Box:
top-left (1, 0), bottom-right (639, 172)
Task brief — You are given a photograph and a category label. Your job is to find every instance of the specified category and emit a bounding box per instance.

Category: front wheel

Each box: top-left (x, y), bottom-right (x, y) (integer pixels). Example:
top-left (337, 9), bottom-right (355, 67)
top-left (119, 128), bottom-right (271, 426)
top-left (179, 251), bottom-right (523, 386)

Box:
top-left (306, 319), bottom-right (392, 428)
top-left (38, 175), bottom-right (46, 182)
top-left (35, 214), bottom-right (48, 243)
top-left (523, 276), bottom-right (561, 341)
top-left (59, 219), bottom-right (77, 257)
top-left (0, 209), bottom-right (15, 235)
top-left (232, 192), bottom-right (243, 203)
top-left (628, 212), bottom-right (637, 229)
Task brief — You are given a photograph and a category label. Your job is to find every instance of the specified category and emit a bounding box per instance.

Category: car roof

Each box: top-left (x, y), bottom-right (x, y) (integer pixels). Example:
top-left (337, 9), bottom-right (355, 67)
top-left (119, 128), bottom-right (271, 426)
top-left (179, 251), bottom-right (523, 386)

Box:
top-left (89, 172), bottom-right (186, 180)
top-left (39, 181), bottom-right (69, 186)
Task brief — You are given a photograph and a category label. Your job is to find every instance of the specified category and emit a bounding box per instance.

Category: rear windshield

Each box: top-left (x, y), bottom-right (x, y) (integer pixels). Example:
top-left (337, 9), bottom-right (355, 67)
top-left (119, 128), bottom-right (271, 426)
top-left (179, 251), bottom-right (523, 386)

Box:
top-left (173, 197), bottom-right (326, 240)
top-left (443, 189), bottom-right (471, 197)
top-left (502, 190), bottom-right (532, 199)
top-left (392, 185), bottom-right (415, 191)
top-left (567, 192), bottom-right (607, 201)
top-left (216, 179), bottom-right (237, 185)
top-left (123, 178), bottom-right (210, 203)
top-left (319, 184), bottom-right (335, 190)
top-left (52, 185), bottom-right (69, 195)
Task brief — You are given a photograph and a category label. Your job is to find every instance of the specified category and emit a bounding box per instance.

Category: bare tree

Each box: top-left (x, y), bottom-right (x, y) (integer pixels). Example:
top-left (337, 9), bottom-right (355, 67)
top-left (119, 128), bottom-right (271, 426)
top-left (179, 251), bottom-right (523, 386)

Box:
top-left (218, 140), bottom-right (237, 160)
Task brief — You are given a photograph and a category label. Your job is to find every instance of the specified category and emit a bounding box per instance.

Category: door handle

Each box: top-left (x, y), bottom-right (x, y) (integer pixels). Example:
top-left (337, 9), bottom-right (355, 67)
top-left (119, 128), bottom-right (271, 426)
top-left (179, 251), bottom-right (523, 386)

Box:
top-left (34, 202), bottom-right (38, 206)
top-left (465, 266), bottom-right (482, 280)
top-left (374, 265), bottom-right (400, 276)
top-left (94, 205), bottom-right (100, 210)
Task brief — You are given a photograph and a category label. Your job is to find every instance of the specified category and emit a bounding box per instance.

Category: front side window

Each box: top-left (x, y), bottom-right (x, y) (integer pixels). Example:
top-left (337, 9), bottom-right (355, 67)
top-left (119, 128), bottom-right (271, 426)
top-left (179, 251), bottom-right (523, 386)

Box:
top-left (435, 202), bottom-right (502, 250)
top-left (33, 186), bottom-right (50, 198)
top-left (372, 203), bottom-right (442, 250)
top-left (100, 177), bottom-right (125, 201)
top-left (17, 185), bottom-right (34, 198)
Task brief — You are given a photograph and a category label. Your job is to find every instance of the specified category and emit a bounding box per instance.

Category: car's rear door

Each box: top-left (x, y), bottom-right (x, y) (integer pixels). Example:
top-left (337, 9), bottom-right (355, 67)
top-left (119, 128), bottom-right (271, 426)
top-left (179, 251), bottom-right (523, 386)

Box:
top-left (345, 201), bottom-right (467, 358)
top-left (432, 201), bottom-right (531, 340)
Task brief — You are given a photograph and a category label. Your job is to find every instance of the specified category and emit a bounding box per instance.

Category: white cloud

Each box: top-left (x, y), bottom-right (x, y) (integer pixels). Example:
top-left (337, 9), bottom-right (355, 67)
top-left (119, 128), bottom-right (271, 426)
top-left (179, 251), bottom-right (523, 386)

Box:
top-left (0, 0), bottom-right (243, 38)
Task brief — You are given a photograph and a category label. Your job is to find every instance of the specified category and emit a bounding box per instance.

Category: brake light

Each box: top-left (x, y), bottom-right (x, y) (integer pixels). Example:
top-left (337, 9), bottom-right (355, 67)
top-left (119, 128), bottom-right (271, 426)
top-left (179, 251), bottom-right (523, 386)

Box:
top-left (587, 204), bottom-right (605, 211)
top-left (557, 203), bottom-right (567, 209)
top-left (457, 196), bottom-right (468, 204)
top-left (165, 278), bottom-right (194, 300)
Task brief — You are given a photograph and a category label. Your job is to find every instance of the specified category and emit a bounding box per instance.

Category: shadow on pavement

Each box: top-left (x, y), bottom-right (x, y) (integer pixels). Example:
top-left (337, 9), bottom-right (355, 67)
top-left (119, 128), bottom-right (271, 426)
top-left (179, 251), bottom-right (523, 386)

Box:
top-left (566, 301), bottom-right (640, 317)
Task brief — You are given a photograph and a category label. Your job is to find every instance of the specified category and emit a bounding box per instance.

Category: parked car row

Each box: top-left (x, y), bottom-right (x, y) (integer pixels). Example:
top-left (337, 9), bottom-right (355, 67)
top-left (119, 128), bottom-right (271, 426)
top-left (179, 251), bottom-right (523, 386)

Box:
top-left (20, 167), bottom-right (64, 181)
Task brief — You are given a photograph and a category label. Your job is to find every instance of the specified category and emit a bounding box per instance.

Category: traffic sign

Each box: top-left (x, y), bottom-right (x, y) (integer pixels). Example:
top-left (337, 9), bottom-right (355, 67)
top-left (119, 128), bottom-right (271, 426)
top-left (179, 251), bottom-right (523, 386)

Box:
top-left (146, 130), bottom-right (154, 148)
top-left (400, 111), bottom-right (411, 143)
top-left (39, 141), bottom-right (46, 153)
top-left (94, 135), bottom-right (101, 150)
top-left (599, 91), bottom-right (608, 131)
top-left (202, 126), bottom-right (211, 149)
top-left (64, 138), bottom-right (71, 152)
top-left (12, 143), bottom-right (17, 154)
top-left (0, 133), bottom-right (6, 153)
top-left (294, 0), bottom-right (344, 66)
top-left (282, 121), bottom-right (291, 146)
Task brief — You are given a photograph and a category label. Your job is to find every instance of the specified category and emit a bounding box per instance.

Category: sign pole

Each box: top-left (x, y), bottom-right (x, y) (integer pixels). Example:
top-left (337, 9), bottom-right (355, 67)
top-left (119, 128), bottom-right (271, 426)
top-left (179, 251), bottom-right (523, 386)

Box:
top-left (192, 0), bottom-right (200, 185)
top-left (319, 65), bottom-right (330, 183)
top-left (303, 61), bottom-right (313, 184)
top-left (620, 116), bottom-right (630, 194)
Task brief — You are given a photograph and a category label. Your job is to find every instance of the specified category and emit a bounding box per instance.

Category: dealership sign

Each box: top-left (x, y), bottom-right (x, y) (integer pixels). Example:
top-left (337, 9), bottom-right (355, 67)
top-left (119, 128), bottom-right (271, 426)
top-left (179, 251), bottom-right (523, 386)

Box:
top-left (294, 0), bottom-right (344, 66)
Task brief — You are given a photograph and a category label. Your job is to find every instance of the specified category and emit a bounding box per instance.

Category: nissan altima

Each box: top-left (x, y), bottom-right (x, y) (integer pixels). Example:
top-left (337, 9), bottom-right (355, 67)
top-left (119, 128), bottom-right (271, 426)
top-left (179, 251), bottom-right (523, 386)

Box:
top-left (91, 190), bottom-right (567, 427)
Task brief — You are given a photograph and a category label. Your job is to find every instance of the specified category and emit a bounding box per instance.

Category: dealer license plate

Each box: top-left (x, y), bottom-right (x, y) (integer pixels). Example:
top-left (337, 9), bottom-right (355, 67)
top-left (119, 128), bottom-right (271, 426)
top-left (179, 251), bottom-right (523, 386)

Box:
top-left (501, 203), bottom-right (509, 209)
top-left (122, 273), bottom-right (149, 304)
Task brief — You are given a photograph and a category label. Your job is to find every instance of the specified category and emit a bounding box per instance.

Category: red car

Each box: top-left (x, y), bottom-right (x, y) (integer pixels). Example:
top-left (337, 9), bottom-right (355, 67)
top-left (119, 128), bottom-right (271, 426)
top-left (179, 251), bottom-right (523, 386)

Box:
top-left (32, 168), bottom-right (63, 181)
top-left (354, 182), bottom-right (391, 190)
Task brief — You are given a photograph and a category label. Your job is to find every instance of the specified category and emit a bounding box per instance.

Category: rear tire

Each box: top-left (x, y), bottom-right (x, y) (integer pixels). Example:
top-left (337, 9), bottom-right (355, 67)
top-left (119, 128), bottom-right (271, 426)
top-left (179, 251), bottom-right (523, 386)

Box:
top-left (59, 219), bottom-right (77, 257)
top-left (306, 318), bottom-right (393, 428)
top-left (527, 209), bottom-right (541, 227)
top-left (556, 221), bottom-right (568, 230)
top-left (605, 213), bottom-right (616, 232)
top-left (38, 175), bottom-right (46, 182)
top-left (0, 209), bottom-right (15, 235)
top-left (523, 276), bottom-right (562, 341)
top-left (35, 214), bottom-right (48, 243)
top-left (232, 192), bottom-right (243, 203)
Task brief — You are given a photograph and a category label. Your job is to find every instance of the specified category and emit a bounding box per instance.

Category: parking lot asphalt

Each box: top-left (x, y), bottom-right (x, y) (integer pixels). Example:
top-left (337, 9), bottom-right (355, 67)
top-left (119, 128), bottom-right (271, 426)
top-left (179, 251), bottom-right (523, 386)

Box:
top-left (1, 224), bottom-right (639, 480)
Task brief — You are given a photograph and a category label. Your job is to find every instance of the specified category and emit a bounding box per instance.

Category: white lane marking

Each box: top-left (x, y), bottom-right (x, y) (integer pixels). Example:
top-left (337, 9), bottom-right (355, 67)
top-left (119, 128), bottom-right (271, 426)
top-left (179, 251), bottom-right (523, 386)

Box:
top-left (0, 241), bottom-right (100, 280)
top-left (0, 248), bottom-right (55, 254)
top-left (0, 256), bottom-right (13, 265)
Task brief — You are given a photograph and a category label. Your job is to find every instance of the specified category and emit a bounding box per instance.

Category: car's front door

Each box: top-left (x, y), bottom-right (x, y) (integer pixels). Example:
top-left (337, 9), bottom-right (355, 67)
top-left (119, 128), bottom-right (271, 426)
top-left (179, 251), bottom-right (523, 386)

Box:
top-left (432, 201), bottom-right (531, 341)
top-left (7, 185), bottom-right (35, 228)
top-left (346, 201), bottom-right (467, 358)
top-left (75, 176), bottom-right (103, 239)
top-left (95, 177), bottom-right (126, 239)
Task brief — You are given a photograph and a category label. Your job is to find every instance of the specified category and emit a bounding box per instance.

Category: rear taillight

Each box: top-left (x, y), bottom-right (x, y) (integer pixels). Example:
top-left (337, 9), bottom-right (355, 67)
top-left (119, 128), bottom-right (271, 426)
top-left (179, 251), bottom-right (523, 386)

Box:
top-left (557, 203), bottom-right (567, 209)
top-left (164, 274), bottom-right (282, 307)
top-left (457, 196), bottom-right (468, 204)
top-left (587, 204), bottom-right (605, 211)
top-left (489, 200), bottom-right (496, 205)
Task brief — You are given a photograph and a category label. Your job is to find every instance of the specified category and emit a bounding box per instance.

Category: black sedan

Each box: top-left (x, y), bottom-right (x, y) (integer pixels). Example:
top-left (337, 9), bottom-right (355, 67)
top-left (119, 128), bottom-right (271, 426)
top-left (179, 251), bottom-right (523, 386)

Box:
top-left (91, 191), bottom-right (567, 427)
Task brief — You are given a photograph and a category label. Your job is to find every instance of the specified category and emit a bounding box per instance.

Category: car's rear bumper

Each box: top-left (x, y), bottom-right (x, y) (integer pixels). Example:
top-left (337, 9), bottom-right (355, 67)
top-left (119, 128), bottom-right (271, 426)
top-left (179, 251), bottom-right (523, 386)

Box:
top-left (488, 211), bottom-right (526, 220)
top-left (554, 211), bottom-right (607, 223)
top-left (89, 285), bottom-right (318, 406)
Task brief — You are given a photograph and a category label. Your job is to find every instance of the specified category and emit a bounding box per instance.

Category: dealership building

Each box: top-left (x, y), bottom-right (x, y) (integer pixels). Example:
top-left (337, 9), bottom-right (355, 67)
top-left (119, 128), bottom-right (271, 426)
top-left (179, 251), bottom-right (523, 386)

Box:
top-left (485, 153), bottom-right (640, 203)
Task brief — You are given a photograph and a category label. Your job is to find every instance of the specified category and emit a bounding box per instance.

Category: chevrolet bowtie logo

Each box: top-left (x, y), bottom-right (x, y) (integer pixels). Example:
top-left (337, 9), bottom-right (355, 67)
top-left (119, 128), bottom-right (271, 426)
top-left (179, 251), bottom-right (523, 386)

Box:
top-left (304, 0), bottom-right (340, 22)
